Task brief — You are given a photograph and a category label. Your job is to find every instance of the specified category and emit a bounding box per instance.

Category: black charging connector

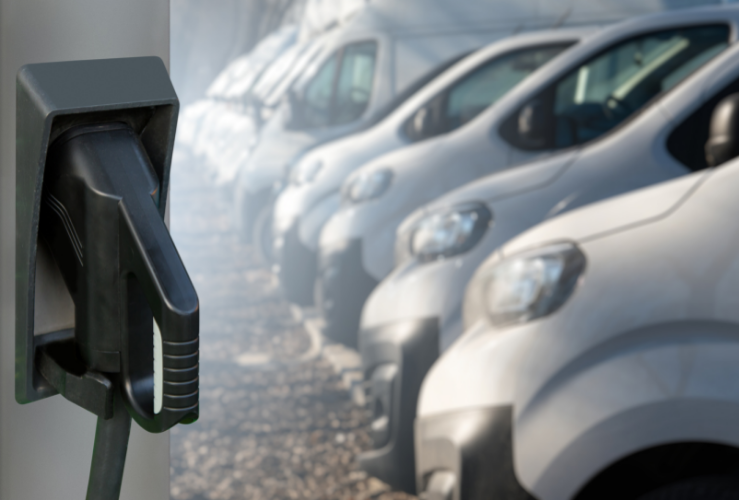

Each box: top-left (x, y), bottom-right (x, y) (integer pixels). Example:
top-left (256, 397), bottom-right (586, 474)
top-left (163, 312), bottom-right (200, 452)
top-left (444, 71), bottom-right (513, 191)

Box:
top-left (16, 57), bottom-right (199, 500)
top-left (40, 123), bottom-right (199, 432)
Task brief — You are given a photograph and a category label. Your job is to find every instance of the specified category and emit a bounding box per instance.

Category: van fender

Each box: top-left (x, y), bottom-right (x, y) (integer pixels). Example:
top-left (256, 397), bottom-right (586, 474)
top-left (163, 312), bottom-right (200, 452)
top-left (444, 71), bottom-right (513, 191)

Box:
top-left (299, 190), bottom-right (341, 250)
top-left (512, 320), bottom-right (739, 500)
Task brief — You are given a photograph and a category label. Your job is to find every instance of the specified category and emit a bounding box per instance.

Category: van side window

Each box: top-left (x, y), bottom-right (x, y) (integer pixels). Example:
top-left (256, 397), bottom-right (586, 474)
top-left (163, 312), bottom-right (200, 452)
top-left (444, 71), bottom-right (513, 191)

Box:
top-left (447, 45), bottom-right (569, 129)
top-left (668, 77), bottom-right (739, 171)
top-left (295, 41), bottom-right (378, 129)
top-left (370, 52), bottom-right (471, 126)
top-left (501, 25), bottom-right (730, 151)
top-left (403, 44), bottom-right (572, 143)
top-left (302, 53), bottom-right (339, 128)
top-left (334, 42), bottom-right (378, 124)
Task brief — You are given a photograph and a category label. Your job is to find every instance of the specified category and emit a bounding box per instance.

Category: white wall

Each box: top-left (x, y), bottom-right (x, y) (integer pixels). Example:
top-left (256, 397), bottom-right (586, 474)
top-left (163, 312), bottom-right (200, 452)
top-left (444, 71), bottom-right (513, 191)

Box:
top-left (0, 1), bottom-right (171, 498)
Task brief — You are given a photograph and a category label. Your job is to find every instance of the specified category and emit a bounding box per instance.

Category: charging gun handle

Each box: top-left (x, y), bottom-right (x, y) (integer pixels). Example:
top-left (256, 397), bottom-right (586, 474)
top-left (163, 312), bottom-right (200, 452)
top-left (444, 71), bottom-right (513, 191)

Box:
top-left (93, 125), bottom-right (201, 433)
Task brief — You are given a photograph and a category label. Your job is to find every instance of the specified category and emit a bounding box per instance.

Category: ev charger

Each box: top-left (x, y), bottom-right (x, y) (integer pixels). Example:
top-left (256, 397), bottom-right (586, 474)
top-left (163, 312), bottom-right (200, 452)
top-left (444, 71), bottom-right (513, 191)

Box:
top-left (15, 57), bottom-right (199, 500)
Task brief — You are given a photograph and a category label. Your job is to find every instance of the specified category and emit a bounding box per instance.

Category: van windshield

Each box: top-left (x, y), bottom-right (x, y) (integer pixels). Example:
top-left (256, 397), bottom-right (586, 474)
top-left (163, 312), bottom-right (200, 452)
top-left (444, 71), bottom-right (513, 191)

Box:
top-left (334, 42), bottom-right (378, 124)
top-left (404, 43), bottom-right (572, 142)
top-left (548, 25), bottom-right (729, 148)
top-left (447, 44), bottom-right (570, 129)
top-left (264, 39), bottom-right (324, 108)
top-left (296, 41), bottom-right (378, 129)
top-left (302, 53), bottom-right (339, 128)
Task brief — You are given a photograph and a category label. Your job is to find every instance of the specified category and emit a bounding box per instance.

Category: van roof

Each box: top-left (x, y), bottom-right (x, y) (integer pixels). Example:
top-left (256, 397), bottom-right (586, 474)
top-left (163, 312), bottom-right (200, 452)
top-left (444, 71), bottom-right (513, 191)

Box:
top-left (301, 0), bottom-right (728, 40)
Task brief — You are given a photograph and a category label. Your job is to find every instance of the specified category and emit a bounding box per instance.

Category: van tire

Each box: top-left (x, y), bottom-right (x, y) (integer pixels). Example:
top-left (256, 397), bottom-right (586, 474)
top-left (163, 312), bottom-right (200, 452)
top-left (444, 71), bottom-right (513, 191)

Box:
top-left (638, 476), bottom-right (739, 500)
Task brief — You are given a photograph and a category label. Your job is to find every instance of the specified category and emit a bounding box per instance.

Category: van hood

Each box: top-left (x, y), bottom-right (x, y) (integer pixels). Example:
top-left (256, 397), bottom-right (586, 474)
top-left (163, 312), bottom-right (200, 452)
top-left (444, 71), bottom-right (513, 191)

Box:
top-left (398, 151), bottom-right (577, 236)
top-left (246, 128), bottom-right (319, 176)
top-left (300, 125), bottom-right (401, 188)
top-left (345, 123), bottom-right (506, 219)
top-left (501, 169), bottom-right (711, 257)
top-left (275, 127), bottom-right (402, 231)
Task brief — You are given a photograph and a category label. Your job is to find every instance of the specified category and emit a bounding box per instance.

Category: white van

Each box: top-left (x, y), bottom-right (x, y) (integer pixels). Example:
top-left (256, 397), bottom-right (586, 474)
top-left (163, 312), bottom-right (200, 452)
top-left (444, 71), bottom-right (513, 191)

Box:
top-left (232, 0), bottom-right (688, 243)
top-left (272, 29), bottom-right (591, 306)
top-left (354, 8), bottom-right (739, 493)
top-left (248, 34), bottom-right (329, 127)
top-left (177, 25), bottom-right (298, 155)
top-left (200, 33), bottom-right (333, 187)
top-left (318, 6), bottom-right (736, 349)
top-left (415, 93), bottom-right (739, 500)
top-left (178, 28), bottom-right (334, 188)
top-left (178, 0), bottom-right (366, 159)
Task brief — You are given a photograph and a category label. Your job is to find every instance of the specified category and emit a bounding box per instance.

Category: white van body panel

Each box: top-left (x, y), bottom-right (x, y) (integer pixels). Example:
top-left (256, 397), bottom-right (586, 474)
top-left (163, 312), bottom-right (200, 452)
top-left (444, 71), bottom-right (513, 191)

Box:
top-left (362, 35), bottom-right (739, 353)
top-left (417, 170), bottom-right (712, 416)
top-left (417, 318), bottom-right (532, 416)
top-left (304, 0), bottom-right (722, 43)
top-left (273, 127), bottom-right (400, 240)
top-left (322, 6), bottom-right (739, 282)
top-left (361, 151), bottom-right (580, 347)
top-left (300, 192), bottom-right (342, 248)
top-left (514, 163), bottom-right (739, 498)
top-left (241, 0), bottom-right (722, 233)
top-left (418, 149), bottom-right (739, 500)
top-left (273, 29), bottom-right (591, 254)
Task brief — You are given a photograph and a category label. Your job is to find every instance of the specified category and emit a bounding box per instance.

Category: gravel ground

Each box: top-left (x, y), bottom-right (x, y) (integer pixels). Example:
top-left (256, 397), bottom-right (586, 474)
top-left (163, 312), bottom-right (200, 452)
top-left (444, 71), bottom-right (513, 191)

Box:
top-left (168, 147), bottom-right (417, 500)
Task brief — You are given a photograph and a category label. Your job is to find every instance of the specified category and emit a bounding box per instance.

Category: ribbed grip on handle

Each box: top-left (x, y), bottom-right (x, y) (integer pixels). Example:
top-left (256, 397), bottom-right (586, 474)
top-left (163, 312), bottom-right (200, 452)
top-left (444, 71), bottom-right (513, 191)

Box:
top-left (114, 127), bottom-right (200, 433)
top-left (162, 337), bottom-right (199, 414)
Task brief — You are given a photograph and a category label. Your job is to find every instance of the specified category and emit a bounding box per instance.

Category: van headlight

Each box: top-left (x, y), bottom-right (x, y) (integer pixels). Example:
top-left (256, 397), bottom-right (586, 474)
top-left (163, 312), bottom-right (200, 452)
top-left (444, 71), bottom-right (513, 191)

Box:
top-left (343, 168), bottom-right (393, 204)
top-left (464, 242), bottom-right (586, 329)
top-left (290, 158), bottom-right (324, 186)
top-left (396, 203), bottom-right (492, 265)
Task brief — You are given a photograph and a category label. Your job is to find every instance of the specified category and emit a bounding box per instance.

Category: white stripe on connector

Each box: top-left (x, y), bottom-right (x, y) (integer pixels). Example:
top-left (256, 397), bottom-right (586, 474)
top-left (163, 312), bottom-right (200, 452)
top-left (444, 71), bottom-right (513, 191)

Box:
top-left (154, 319), bottom-right (163, 414)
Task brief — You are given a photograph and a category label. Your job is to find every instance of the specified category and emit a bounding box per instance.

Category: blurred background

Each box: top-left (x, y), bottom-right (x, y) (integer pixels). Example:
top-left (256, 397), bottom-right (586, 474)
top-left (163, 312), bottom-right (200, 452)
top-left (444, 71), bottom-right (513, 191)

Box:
top-left (171, 0), bottom-right (303, 107)
top-left (168, 2), bottom-right (410, 499)
top-left (165, 1), bottom-right (739, 498)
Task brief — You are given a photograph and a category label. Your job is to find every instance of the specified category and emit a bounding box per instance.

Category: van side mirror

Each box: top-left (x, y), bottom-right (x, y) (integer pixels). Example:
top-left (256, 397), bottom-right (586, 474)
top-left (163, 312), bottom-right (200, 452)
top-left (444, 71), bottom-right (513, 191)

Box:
top-left (406, 106), bottom-right (432, 141)
top-left (405, 97), bottom-right (445, 142)
top-left (518, 99), bottom-right (551, 149)
top-left (706, 93), bottom-right (739, 167)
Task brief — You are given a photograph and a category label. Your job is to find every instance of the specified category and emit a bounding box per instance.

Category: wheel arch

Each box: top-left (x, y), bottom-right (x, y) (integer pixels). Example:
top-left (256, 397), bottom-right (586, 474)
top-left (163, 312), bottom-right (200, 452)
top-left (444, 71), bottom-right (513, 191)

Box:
top-left (513, 320), bottom-right (739, 500)
top-left (573, 441), bottom-right (739, 500)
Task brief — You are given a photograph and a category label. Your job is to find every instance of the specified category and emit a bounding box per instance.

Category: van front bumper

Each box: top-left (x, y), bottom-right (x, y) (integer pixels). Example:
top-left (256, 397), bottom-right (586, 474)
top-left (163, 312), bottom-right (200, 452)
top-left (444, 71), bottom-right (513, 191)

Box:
top-left (358, 317), bottom-right (440, 493)
top-left (233, 186), bottom-right (272, 242)
top-left (415, 406), bottom-right (535, 500)
top-left (316, 239), bottom-right (378, 347)
top-left (274, 220), bottom-right (317, 306)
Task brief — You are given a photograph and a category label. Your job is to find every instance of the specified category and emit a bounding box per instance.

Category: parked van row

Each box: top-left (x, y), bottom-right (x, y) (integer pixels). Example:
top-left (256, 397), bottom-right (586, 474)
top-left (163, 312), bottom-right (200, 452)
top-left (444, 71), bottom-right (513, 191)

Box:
top-left (178, 24), bottom-right (301, 184)
top-left (273, 28), bottom-right (585, 314)
top-left (357, 12), bottom-right (737, 493)
top-left (233, 0), bottom-right (539, 253)
top-left (197, 1), bottom-right (739, 498)
top-left (416, 89), bottom-right (739, 499)
top-left (231, 0), bottom-right (716, 256)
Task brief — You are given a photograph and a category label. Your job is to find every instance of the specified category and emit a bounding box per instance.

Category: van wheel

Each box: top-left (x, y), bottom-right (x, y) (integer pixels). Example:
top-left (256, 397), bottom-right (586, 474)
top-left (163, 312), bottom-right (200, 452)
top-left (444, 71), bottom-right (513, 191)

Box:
top-left (252, 205), bottom-right (274, 266)
top-left (638, 476), bottom-right (739, 500)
